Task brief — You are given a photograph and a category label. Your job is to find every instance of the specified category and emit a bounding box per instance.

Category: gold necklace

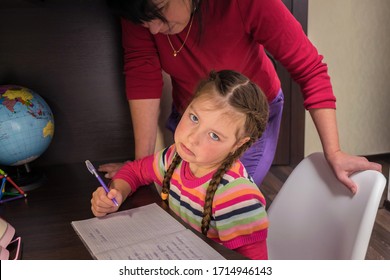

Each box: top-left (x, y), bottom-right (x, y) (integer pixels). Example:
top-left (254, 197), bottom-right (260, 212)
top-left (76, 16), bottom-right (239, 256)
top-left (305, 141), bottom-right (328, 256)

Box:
top-left (167, 14), bottom-right (194, 57)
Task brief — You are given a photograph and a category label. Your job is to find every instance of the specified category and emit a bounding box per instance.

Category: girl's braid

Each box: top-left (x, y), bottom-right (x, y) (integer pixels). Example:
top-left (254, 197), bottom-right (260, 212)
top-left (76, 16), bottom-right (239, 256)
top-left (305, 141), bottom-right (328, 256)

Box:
top-left (161, 153), bottom-right (182, 200)
top-left (201, 141), bottom-right (252, 235)
top-left (201, 155), bottom-right (235, 235)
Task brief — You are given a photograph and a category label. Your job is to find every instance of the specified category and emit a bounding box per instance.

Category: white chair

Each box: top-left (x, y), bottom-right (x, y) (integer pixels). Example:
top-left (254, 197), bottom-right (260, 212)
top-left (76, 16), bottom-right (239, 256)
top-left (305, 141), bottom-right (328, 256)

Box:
top-left (267, 152), bottom-right (386, 260)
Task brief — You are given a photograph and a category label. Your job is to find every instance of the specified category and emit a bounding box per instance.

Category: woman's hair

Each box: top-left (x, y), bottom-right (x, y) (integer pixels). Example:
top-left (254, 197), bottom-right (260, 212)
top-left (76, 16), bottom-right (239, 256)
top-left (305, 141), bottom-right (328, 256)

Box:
top-left (162, 70), bottom-right (269, 235)
top-left (107, 0), bottom-right (203, 24)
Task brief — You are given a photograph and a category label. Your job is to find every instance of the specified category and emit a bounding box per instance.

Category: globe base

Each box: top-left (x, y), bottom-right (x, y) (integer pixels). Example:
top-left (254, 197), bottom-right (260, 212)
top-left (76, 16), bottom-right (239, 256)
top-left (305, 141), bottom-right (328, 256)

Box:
top-left (6, 164), bottom-right (46, 192)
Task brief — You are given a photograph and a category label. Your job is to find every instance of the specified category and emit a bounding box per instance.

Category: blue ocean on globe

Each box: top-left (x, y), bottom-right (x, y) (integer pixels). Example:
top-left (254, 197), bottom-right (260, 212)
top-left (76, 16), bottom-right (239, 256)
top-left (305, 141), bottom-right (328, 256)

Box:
top-left (0, 85), bottom-right (55, 166)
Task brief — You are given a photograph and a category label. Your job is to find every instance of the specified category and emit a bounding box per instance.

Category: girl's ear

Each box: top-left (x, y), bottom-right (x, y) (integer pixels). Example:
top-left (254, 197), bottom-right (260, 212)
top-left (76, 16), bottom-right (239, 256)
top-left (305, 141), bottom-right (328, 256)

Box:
top-left (234, 136), bottom-right (251, 150)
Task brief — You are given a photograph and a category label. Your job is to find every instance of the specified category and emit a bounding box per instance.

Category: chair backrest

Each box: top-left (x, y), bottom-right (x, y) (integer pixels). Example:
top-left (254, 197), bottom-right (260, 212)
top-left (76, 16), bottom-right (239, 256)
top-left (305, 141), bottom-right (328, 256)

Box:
top-left (267, 152), bottom-right (386, 260)
top-left (387, 168), bottom-right (390, 201)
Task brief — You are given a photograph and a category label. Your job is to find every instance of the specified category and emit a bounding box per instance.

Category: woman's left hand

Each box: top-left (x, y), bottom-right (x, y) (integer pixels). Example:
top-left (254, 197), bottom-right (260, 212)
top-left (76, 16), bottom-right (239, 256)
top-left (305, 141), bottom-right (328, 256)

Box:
top-left (325, 150), bottom-right (382, 194)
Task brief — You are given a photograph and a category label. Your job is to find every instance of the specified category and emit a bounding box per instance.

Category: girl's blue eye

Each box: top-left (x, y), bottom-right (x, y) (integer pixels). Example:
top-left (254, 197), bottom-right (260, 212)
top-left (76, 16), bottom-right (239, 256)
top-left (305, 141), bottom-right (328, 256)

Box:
top-left (189, 113), bottom-right (198, 123)
top-left (209, 132), bottom-right (220, 141)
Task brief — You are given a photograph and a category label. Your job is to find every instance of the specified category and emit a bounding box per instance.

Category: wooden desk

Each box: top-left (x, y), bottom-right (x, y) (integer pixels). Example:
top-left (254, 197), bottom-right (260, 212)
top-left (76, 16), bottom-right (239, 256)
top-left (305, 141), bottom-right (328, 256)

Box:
top-left (0, 163), bottom-right (247, 260)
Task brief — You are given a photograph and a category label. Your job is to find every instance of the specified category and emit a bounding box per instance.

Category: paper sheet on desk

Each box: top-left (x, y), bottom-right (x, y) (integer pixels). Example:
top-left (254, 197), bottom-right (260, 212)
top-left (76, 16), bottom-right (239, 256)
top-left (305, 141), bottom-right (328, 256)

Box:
top-left (71, 203), bottom-right (225, 260)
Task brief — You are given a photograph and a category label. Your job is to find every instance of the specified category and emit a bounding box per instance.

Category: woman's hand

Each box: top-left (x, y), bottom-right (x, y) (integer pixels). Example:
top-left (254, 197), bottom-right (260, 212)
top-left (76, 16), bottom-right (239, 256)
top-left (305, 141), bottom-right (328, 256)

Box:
top-left (98, 162), bottom-right (125, 179)
top-left (325, 150), bottom-right (382, 194)
top-left (309, 108), bottom-right (382, 194)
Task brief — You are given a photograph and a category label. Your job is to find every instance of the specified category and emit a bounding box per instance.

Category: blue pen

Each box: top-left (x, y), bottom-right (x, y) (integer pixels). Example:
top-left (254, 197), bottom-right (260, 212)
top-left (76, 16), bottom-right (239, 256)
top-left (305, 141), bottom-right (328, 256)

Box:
top-left (85, 160), bottom-right (119, 206)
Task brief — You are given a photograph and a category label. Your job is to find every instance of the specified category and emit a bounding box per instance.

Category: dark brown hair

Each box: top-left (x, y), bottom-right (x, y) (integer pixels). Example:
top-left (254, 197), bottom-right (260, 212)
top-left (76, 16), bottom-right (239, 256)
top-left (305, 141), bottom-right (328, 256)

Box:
top-left (162, 70), bottom-right (269, 235)
top-left (107, 0), bottom-right (203, 24)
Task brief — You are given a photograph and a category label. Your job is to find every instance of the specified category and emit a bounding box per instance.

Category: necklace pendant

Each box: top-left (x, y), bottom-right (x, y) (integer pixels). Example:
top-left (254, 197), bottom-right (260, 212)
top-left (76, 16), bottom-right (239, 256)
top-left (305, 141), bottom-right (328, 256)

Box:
top-left (167, 14), bottom-right (194, 58)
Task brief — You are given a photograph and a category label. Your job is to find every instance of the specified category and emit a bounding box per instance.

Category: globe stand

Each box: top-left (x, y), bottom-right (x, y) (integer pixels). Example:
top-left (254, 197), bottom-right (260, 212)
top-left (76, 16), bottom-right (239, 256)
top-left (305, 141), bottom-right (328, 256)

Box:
top-left (8, 163), bottom-right (46, 192)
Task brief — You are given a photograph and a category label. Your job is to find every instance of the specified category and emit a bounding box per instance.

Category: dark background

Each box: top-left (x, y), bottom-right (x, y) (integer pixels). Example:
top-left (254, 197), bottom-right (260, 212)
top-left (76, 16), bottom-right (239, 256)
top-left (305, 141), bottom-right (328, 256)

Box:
top-left (0, 0), bottom-right (309, 172)
top-left (0, 0), bottom-right (135, 168)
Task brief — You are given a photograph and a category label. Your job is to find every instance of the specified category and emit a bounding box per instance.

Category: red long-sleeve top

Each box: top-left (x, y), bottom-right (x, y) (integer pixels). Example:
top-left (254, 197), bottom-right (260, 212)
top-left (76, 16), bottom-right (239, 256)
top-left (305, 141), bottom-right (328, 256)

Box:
top-left (121, 0), bottom-right (336, 114)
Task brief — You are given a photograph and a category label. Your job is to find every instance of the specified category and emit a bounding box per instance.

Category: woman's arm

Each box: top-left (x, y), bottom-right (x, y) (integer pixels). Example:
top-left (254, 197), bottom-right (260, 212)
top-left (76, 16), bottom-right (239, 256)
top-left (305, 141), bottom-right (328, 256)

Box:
top-left (309, 108), bottom-right (382, 193)
top-left (129, 98), bottom-right (161, 159)
top-left (98, 98), bottom-right (161, 178)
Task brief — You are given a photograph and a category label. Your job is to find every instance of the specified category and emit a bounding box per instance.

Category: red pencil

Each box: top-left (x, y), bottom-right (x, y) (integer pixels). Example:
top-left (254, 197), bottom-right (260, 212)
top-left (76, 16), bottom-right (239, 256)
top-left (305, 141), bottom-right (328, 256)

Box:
top-left (5, 176), bottom-right (26, 196)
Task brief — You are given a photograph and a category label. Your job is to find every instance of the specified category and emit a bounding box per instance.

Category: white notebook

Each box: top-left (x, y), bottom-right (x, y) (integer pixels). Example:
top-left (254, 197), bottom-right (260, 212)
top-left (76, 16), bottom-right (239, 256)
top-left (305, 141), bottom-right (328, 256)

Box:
top-left (71, 203), bottom-right (225, 260)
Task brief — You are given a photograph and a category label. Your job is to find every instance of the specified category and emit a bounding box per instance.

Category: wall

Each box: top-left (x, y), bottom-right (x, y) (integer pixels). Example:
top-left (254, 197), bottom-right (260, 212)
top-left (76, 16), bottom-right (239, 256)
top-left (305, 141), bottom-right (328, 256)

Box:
top-left (305, 0), bottom-right (390, 156)
top-left (0, 0), bottom-right (135, 167)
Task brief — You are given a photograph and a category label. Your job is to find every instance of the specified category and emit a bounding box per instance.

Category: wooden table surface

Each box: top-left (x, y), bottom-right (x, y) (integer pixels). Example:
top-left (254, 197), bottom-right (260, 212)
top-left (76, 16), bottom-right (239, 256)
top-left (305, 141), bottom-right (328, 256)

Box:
top-left (0, 162), bottom-right (246, 260)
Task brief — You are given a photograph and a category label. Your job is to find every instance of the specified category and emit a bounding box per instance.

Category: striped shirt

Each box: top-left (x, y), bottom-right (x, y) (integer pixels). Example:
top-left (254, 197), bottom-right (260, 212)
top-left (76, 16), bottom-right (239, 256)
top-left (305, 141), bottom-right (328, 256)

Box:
top-left (114, 144), bottom-right (268, 250)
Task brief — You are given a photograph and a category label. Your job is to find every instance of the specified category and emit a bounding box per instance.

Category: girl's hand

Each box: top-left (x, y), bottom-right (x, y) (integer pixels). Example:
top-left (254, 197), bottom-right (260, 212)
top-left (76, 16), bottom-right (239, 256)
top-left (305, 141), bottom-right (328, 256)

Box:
top-left (91, 187), bottom-right (122, 217)
top-left (325, 150), bottom-right (382, 194)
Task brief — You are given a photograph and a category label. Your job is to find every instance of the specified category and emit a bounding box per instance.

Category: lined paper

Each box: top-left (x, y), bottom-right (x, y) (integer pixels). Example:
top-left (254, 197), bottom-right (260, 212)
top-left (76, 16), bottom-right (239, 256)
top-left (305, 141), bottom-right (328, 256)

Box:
top-left (71, 203), bottom-right (225, 260)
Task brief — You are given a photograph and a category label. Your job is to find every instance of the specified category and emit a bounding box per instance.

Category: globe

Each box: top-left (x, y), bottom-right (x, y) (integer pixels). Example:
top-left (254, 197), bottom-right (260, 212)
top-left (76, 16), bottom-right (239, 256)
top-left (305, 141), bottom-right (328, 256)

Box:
top-left (0, 85), bottom-right (55, 166)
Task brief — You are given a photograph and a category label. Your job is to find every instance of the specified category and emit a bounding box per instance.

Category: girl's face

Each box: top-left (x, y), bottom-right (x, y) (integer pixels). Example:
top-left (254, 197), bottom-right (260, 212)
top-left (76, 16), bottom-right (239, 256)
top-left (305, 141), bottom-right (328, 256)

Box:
top-left (142, 0), bottom-right (193, 35)
top-left (174, 97), bottom-right (250, 177)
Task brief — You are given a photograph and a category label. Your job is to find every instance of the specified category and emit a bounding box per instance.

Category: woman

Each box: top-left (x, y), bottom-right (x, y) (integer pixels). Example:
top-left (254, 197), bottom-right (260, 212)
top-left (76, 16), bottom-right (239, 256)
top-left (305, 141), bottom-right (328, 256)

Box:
top-left (99, 0), bottom-right (381, 193)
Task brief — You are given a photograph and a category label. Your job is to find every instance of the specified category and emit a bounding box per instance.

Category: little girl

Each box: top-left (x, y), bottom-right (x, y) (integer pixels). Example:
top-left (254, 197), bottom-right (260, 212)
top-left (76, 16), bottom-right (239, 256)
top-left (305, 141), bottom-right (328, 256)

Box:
top-left (91, 70), bottom-right (270, 259)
